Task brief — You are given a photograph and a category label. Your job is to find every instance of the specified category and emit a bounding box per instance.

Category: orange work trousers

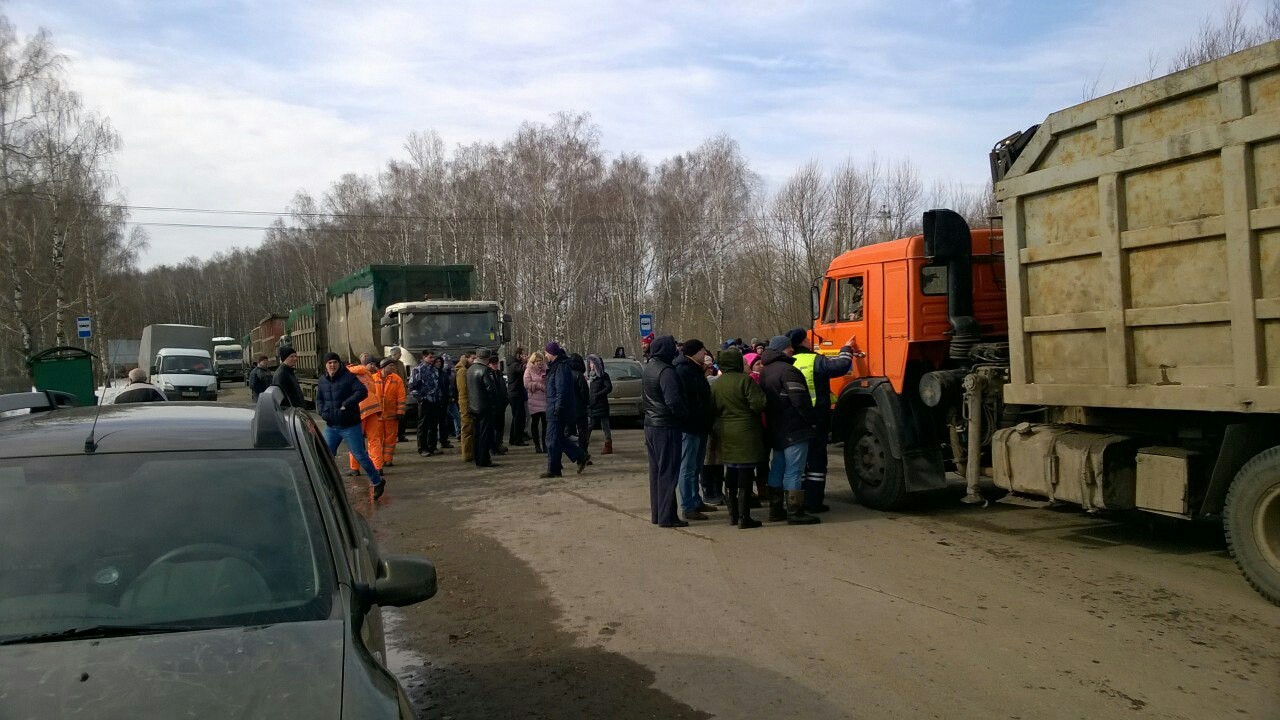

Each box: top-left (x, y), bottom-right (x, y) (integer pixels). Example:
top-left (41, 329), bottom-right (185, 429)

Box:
top-left (349, 414), bottom-right (384, 472)
top-left (382, 417), bottom-right (400, 465)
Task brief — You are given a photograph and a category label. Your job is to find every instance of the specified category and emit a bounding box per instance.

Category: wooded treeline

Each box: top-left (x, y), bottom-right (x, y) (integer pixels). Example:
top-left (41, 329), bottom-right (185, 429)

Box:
top-left (130, 118), bottom-right (994, 360)
top-left (2, 5), bottom-right (1273, 387)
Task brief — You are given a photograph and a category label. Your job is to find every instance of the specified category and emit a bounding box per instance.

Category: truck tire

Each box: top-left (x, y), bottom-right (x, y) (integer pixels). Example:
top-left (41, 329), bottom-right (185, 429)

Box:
top-left (845, 408), bottom-right (906, 510)
top-left (1224, 445), bottom-right (1280, 606)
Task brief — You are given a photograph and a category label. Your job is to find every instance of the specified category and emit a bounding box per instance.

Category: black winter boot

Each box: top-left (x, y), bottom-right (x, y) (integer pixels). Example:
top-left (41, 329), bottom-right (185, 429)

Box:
top-left (724, 479), bottom-right (739, 526)
top-left (786, 490), bottom-right (820, 525)
top-left (737, 483), bottom-right (761, 529)
top-left (767, 487), bottom-right (788, 522)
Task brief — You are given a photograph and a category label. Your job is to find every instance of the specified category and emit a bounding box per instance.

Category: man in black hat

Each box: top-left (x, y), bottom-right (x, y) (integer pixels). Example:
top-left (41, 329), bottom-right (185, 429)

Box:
top-left (786, 327), bottom-right (858, 513)
top-left (272, 345), bottom-right (306, 408)
top-left (760, 335), bottom-right (819, 525)
top-left (673, 338), bottom-right (719, 519)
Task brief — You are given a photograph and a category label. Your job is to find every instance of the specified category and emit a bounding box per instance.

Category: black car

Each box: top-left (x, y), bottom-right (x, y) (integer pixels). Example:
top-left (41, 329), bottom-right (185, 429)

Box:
top-left (0, 389), bottom-right (436, 719)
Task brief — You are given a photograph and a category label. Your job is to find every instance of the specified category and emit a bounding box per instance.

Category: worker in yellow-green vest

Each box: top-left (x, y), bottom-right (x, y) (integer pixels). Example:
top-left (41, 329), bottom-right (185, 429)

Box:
top-left (786, 328), bottom-right (858, 513)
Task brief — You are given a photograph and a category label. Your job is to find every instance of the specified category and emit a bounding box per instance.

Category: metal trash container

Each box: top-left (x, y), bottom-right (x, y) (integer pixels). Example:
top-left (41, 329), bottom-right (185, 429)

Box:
top-left (27, 346), bottom-right (97, 407)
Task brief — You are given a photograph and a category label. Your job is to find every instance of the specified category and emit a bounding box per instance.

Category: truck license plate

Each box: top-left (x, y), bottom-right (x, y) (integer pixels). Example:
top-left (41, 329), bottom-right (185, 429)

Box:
top-left (182, 391), bottom-right (199, 398)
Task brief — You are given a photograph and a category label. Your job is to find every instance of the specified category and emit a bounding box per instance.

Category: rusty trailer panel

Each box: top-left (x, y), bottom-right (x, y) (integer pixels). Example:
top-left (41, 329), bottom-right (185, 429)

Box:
top-left (997, 40), bottom-right (1280, 414)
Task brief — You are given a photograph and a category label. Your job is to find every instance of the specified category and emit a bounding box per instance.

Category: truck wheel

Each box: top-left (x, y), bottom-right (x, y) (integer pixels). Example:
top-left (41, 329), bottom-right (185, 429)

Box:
top-left (845, 408), bottom-right (906, 510)
top-left (1224, 446), bottom-right (1280, 606)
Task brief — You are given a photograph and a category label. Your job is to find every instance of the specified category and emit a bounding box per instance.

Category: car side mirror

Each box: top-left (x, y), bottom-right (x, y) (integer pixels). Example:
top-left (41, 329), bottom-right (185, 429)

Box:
top-left (369, 555), bottom-right (437, 607)
top-left (501, 313), bottom-right (512, 343)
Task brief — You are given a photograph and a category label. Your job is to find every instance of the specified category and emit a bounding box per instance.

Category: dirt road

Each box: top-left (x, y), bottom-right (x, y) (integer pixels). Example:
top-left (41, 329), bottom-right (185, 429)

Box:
top-left (332, 422), bottom-right (1279, 720)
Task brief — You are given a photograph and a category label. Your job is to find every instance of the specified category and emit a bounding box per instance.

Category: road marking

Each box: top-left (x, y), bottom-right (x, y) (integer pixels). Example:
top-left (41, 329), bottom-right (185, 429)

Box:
top-left (833, 576), bottom-right (987, 625)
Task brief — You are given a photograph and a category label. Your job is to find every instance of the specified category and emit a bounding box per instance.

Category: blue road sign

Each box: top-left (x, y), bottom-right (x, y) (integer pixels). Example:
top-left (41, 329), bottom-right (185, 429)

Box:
top-left (76, 316), bottom-right (92, 339)
top-left (638, 314), bottom-right (654, 339)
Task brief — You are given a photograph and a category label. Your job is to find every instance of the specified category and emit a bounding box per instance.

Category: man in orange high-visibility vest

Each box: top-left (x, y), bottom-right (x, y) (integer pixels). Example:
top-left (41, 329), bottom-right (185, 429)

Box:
top-left (378, 358), bottom-right (407, 466)
top-left (347, 359), bottom-right (384, 475)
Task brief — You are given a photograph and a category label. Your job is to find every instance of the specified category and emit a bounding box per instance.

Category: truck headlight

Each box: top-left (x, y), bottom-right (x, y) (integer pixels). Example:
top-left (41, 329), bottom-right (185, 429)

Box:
top-left (162, 382), bottom-right (175, 391)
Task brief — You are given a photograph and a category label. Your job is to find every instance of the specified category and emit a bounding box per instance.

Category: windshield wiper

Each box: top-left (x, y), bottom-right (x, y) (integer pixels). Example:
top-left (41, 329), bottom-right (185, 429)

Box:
top-left (0, 623), bottom-right (228, 645)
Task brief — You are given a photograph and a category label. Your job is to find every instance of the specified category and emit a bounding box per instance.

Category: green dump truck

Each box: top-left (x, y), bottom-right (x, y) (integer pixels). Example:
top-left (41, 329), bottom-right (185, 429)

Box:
top-left (287, 265), bottom-right (510, 406)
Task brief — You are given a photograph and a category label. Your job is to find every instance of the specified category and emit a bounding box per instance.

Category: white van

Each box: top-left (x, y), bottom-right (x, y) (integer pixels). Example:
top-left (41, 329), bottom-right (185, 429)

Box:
top-left (152, 348), bottom-right (219, 401)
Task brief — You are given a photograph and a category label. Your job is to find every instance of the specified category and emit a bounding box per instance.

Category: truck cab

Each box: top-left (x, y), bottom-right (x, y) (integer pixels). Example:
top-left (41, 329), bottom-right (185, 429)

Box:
top-left (380, 300), bottom-right (511, 366)
top-left (816, 210), bottom-right (1006, 509)
top-left (212, 340), bottom-right (244, 382)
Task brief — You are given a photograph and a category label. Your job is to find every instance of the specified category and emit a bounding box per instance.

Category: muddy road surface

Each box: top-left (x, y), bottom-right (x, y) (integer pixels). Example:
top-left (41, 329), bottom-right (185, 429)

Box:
top-left (219, 383), bottom-right (1278, 719)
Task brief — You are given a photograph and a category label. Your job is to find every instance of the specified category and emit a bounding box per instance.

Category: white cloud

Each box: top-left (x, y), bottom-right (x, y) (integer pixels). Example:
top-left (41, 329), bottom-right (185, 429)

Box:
top-left (5, 0), bottom-right (1236, 266)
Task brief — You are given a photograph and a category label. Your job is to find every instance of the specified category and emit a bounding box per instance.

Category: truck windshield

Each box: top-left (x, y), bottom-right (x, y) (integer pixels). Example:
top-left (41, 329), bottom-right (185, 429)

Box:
top-left (159, 355), bottom-right (214, 375)
top-left (215, 351), bottom-right (242, 362)
top-left (403, 312), bottom-right (498, 346)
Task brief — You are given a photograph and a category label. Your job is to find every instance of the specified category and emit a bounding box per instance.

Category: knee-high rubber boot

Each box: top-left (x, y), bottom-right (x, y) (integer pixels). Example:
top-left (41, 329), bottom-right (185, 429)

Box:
top-left (603, 439), bottom-right (613, 455)
top-left (738, 482), bottom-right (761, 529)
top-left (768, 487), bottom-right (788, 522)
top-left (786, 490), bottom-right (820, 525)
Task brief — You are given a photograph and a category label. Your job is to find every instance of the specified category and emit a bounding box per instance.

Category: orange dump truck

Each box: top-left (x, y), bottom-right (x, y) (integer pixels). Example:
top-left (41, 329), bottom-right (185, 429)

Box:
top-left (815, 41), bottom-right (1280, 604)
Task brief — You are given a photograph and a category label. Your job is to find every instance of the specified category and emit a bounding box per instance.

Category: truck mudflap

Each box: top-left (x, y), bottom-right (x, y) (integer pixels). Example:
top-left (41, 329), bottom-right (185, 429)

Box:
top-left (835, 378), bottom-right (947, 496)
top-left (993, 425), bottom-right (1137, 511)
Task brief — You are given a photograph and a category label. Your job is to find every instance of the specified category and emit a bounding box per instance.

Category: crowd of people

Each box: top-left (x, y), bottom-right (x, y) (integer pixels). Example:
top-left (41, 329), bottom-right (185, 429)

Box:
top-left (254, 326), bottom-right (858, 523)
top-left (641, 329), bottom-right (858, 530)
top-left (309, 339), bottom-right (624, 501)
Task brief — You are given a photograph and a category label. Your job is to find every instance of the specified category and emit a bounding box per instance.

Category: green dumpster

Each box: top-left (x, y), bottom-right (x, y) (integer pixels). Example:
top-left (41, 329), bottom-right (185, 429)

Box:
top-left (27, 346), bottom-right (97, 407)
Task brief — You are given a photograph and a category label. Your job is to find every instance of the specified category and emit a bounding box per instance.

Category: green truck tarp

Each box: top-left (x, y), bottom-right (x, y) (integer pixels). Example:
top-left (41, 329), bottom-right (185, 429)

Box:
top-left (325, 265), bottom-right (476, 305)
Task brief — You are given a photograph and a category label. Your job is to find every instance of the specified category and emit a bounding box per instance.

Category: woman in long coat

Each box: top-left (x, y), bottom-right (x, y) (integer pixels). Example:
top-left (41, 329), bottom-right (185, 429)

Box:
top-left (709, 347), bottom-right (767, 528)
top-left (524, 351), bottom-right (549, 453)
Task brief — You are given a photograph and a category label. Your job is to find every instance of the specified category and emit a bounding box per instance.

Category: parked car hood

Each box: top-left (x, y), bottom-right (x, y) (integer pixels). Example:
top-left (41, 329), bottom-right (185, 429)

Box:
top-left (0, 621), bottom-right (345, 719)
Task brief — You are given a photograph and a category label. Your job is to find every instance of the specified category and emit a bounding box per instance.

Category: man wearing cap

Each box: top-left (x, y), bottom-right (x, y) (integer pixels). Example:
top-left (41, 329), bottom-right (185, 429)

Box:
top-left (760, 335), bottom-right (820, 525)
top-left (317, 353), bottom-right (385, 499)
top-left (642, 335), bottom-right (688, 527)
top-left (388, 346), bottom-right (409, 442)
top-left (541, 341), bottom-right (589, 478)
top-left (379, 358), bottom-right (407, 466)
top-left (466, 348), bottom-right (500, 467)
top-left (787, 327), bottom-right (858, 513)
top-left (673, 339), bottom-right (719, 518)
top-left (271, 346), bottom-right (305, 408)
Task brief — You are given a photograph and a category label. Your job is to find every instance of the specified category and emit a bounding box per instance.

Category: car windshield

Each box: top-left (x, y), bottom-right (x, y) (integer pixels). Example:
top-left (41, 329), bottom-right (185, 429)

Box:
top-left (0, 451), bottom-right (334, 643)
top-left (159, 355), bottom-right (214, 375)
top-left (403, 311), bottom-right (497, 347)
top-left (215, 350), bottom-right (242, 361)
top-left (604, 360), bottom-right (642, 380)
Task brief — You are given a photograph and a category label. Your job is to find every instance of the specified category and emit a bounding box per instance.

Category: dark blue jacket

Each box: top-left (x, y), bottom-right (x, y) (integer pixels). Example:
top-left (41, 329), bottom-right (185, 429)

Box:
top-left (544, 354), bottom-right (576, 421)
top-left (317, 364), bottom-right (367, 428)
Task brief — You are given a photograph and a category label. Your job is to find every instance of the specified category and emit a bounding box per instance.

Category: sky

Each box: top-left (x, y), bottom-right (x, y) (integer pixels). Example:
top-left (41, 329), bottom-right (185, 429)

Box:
top-left (6, 0), bottom-right (1247, 267)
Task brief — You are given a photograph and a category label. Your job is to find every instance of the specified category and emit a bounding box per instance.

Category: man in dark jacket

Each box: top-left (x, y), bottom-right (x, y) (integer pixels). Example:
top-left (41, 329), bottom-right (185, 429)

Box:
top-left (507, 348), bottom-right (528, 446)
top-left (317, 352), bottom-right (384, 498)
top-left (542, 342), bottom-right (589, 478)
top-left (760, 335), bottom-right (819, 525)
top-left (643, 335), bottom-right (688, 527)
top-left (570, 353), bottom-right (590, 457)
top-left (466, 348), bottom-right (499, 467)
top-left (272, 346), bottom-right (306, 408)
top-left (673, 339), bottom-right (718, 519)
top-left (112, 368), bottom-right (167, 404)
top-left (487, 354), bottom-right (509, 455)
top-left (247, 355), bottom-right (273, 401)
top-left (788, 327), bottom-right (858, 513)
top-left (410, 350), bottom-right (442, 456)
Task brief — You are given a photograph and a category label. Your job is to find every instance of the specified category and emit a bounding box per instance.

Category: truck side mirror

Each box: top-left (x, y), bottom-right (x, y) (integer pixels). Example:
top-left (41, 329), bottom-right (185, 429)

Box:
top-left (501, 313), bottom-right (512, 343)
top-left (810, 281), bottom-right (821, 321)
top-left (380, 314), bottom-right (396, 347)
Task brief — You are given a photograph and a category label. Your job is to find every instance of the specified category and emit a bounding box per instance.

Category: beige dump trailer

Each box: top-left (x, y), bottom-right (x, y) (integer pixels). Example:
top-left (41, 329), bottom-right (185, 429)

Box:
top-left (989, 40), bottom-right (1280, 604)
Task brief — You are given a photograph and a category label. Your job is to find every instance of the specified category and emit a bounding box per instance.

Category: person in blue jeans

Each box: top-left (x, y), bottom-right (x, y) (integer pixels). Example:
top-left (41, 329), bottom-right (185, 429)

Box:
top-left (540, 341), bottom-right (590, 478)
top-left (673, 339), bottom-right (718, 519)
top-left (759, 335), bottom-right (819, 525)
top-left (317, 352), bottom-right (385, 499)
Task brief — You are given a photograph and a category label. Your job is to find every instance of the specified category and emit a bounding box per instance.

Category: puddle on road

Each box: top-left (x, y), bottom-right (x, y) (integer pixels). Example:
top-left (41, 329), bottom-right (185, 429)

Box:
top-left (383, 608), bottom-right (433, 711)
